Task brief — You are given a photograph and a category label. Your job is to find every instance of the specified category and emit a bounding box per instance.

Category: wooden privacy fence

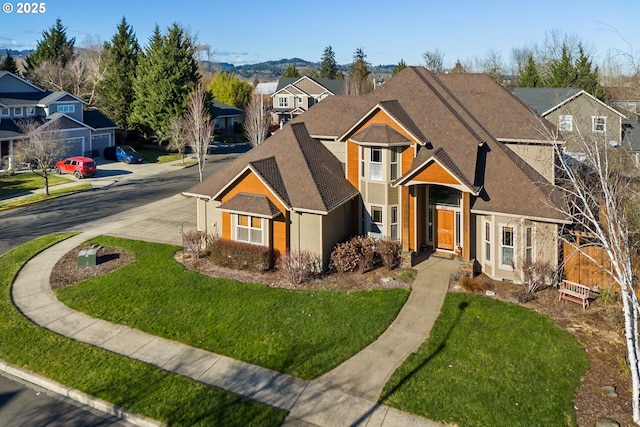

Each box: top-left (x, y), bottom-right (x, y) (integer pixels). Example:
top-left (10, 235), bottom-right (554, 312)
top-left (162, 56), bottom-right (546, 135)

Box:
top-left (563, 235), bottom-right (640, 294)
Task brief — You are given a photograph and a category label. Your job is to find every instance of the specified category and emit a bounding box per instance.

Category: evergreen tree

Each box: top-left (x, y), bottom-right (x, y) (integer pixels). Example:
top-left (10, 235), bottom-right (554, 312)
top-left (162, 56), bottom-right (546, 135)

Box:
top-left (26, 18), bottom-right (75, 69)
top-left (96, 17), bottom-right (140, 131)
top-left (282, 64), bottom-right (300, 78)
top-left (517, 54), bottom-right (543, 87)
top-left (130, 23), bottom-right (200, 140)
top-left (574, 44), bottom-right (605, 99)
top-left (347, 47), bottom-right (373, 95)
top-left (320, 45), bottom-right (339, 79)
top-left (547, 44), bottom-right (576, 88)
top-left (0, 50), bottom-right (19, 74)
top-left (451, 60), bottom-right (466, 74)
top-left (392, 59), bottom-right (407, 76)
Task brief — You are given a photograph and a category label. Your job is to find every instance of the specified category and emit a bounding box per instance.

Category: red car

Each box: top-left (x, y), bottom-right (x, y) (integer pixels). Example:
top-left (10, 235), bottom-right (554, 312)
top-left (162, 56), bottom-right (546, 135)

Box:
top-left (54, 156), bottom-right (97, 179)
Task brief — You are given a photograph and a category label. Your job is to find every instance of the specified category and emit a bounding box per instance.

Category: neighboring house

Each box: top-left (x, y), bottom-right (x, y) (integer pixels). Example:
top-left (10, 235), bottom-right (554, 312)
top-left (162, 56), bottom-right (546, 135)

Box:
top-left (271, 76), bottom-right (344, 125)
top-left (186, 67), bottom-right (568, 282)
top-left (0, 71), bottom-right (117, 170)
top-left (604, 86), bottom-right (640, 158)
top-left (513, 87), bottom-right (626, 153)
top-left (212, 100), bottom-right (244, 134)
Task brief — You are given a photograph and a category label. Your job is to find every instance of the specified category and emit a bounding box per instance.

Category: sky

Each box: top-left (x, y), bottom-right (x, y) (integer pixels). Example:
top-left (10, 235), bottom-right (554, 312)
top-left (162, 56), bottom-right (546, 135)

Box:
top-left (1, 0), bottom-right (639, 71)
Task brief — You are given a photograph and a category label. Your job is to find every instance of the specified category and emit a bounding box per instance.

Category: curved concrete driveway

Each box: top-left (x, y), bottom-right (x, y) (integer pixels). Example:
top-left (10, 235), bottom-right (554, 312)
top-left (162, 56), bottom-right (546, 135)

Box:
top-left (10, 194), bottom-right (456, 427)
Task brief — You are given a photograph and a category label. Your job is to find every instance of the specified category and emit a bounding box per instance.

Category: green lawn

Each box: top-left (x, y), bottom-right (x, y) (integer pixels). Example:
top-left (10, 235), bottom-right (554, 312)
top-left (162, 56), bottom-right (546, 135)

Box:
top-left (56, 236), bottom-right (410, 380)
top-left (380, 292), bottom-right (589, 427)
top-left (0, 172), bottom-right (74, 197)
top-left (136, 147), bottom-right (196, 165)
top-left (0, 234), bottom-right (286, 426)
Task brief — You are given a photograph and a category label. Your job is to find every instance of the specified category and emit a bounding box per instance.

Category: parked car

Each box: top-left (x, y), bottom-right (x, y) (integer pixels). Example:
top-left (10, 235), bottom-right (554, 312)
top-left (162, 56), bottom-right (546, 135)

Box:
top-left (54, 156), bottom-right (97, 179)
top-left (103, 145), bottom-right (143, 164)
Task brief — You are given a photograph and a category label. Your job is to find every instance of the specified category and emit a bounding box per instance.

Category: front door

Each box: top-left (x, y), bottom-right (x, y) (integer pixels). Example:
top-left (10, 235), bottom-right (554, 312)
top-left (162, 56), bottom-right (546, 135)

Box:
top-left (436, 209), bottom-right (455, 250)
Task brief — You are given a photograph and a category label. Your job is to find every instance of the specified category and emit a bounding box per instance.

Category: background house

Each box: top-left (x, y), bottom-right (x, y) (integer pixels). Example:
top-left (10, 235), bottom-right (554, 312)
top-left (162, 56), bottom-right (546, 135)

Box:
top-left (0, 71), bottom-right (116, 170)
top-left (271, 76), bottom-right (344, 126)
top-left (211, 100), bottom-right (244, 135)
top-left (513, 87), bottom-right (626, 153)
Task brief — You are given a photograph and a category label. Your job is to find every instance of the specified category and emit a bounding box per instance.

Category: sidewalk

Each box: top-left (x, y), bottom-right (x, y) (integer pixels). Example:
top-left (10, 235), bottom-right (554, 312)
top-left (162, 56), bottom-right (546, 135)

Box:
top-left (9, 190), bottom-right (457, 427)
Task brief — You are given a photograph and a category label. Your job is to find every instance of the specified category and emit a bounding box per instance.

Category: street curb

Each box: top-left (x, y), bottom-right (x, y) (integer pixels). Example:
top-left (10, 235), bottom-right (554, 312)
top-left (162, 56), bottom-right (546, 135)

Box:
top-left (0, 359), bottom-right (165, 427)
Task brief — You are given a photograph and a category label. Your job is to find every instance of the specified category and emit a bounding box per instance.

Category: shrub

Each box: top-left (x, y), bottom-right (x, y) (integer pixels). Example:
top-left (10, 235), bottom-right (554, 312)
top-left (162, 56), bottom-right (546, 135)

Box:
top-left (330, 235), bottom-right (377, 273)
top-left (209, 239), bottom-right (271, 272)
top-left (459, 275), bottom-right (491, 294)
top-left (376, 238), bottom-right (401, 271)
top-left (279, 250), bottom-right (321, 284)
top-left (520, 258), bottom-right (555, 296)
top-left (181, 229), bottom-right (216, 264)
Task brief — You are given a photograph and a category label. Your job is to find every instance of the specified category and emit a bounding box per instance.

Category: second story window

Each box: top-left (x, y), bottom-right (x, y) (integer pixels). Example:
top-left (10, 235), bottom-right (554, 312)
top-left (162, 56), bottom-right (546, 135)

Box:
top-left (57, 104), bottom-right (75, 114)
top-left (592, 116), bottom-right (606, 133)
top-left (278, 97), bottom-right (289, 108)
top-left (370, 147), bottom-right (383, 181)
top-left (558, 115), bottom-right (573, 131)
top-left (390, 147), bottom-right (399, 180)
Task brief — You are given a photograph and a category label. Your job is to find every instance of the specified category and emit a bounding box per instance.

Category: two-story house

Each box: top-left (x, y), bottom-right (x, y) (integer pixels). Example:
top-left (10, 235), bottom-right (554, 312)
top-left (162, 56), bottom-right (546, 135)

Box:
top-left (0, 71), bottom-right (117, 170)
top-left (186, 67), bottom-right (568, 282)
top-left (513, 87), bottom-right (626, 153)
top-left (271, 76), bottom-right (344, 126)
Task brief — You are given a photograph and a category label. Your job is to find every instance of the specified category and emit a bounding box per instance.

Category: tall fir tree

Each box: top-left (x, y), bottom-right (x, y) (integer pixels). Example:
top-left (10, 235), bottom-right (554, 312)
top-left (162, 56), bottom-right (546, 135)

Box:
top-left (319, 45), bottom-right (339, 79)
top-left (96, 17), bottom-right (140, 131)
top-left (348, 47), bottom-right (373, 95)
top-left (282, 64), bottom-right (300, 78)
top-left (130, 23), bottom-right (200, 140)
top-left (0, 50), bottom-right (19, 74)
top-left (517, 54), bottom-right (543, 87)
top-left (574, 44), bottom-right (605, 99)
top-left (546, 44), bottom-right (577, 88)
top-left (26, 18), bottom-right (75, 69)
top-left (392, 59), bottom-right (407, 76)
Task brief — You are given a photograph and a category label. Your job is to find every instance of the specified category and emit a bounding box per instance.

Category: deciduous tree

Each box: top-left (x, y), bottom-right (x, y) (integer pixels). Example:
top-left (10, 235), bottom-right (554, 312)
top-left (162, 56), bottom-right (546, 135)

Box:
top-left (182, 82), bottom-right (212, 182)
top-left (207, 72), bottom-right (253, 109)
top-left (244, 94), bottom-right (270, 147)
top-left (12, 119), bottom-right (66, 196)
top-left (346, 47), bottom-right (373, 95)
top-left (422, 49), bottom-right (444, 73)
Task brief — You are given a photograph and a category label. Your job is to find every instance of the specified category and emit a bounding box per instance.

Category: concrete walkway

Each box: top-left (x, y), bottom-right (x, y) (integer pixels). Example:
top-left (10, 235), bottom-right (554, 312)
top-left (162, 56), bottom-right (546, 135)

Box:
top-left (10, 193), bottom-right (457, 427)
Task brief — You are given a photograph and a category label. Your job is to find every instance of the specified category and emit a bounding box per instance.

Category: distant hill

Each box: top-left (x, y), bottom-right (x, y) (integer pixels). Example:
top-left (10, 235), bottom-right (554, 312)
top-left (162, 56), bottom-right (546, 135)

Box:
top-left (202, 57), bottom-right (396, 81)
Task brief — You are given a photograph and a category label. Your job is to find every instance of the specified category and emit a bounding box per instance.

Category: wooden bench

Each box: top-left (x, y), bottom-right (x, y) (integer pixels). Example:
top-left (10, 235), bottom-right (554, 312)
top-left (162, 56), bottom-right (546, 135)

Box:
top-left (559, 279), bottom-right (590, 309)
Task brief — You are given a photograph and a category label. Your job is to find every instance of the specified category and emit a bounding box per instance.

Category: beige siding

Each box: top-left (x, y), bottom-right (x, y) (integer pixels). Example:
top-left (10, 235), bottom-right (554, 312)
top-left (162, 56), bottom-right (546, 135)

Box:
top-left (504, 143), bottom-right (555, 183)
top-left (320, 139), bottom-right (346, 164)
top-left (388, 186), bottom-right (399, 205)
top-left (321, 202), bottom-right (352, 267)
top-left (290, 211), bottom-right (322, 258)
top-left (367, 182), bottom-right (386, 205)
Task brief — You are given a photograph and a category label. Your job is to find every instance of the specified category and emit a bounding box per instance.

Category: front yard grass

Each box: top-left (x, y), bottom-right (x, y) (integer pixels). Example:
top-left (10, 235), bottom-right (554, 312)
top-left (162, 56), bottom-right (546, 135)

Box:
top-left (0, 172), bottom-right (74, 197)
top-left (0, 183), bottom-right (92, 210)
top-left (56, 236), bottom-right (410, 380)
top-left (380, 292), bottom-right (589, 427)
top-left (1, 234), bottom-right (286, 426)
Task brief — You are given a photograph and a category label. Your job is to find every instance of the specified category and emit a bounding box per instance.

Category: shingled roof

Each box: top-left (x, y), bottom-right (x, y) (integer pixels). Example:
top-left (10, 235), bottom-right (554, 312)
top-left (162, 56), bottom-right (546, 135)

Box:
top-left (291, 66), bottom-right (567, 222)
top-left (185, 122), bottom-right (359, 214)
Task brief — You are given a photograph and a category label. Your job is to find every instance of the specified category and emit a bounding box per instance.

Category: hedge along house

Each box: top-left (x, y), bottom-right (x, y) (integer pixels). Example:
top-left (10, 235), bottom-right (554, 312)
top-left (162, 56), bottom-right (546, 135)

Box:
top-left (186, 67), bottom-right (569, 281)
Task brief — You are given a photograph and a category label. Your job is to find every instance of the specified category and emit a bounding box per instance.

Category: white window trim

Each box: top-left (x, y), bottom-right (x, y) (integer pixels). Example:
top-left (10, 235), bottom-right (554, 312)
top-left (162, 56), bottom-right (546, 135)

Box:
top-left (592, 116), bottom-right (606, 133)
top-left (234, 214), bottom-right (264, 245)
top-left (499, 224), bottom-right (515, 268)
top-left (525, 226), bottom-right (534, 264)
top-left (0, 107), bottom-right (9, 117)
top-left (483, 220), bottom-right (491, 262)
top-left (390, 147), bottom-right (399, 180)
top-left (26, 106), bottom-right (36, 116)
top-left (57, 104), bottom-right (75, 114)
top-left (13, 107), bottom-right (23, 117)
top-left (369, 147), bottom-right (383, 181)
top-left (390, 205), bottom-right (399, 240)
top-left (369, 205), bottom-right (383, 238)
top-left (278, 96), bottom-right (289, 108)
top-left (558, 115), bottom-right (573, 132)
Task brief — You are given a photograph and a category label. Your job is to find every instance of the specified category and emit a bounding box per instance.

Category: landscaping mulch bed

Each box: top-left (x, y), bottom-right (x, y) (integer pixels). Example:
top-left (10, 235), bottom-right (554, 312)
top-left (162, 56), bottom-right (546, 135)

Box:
top-left (51, 245), bottom-right (635, 426)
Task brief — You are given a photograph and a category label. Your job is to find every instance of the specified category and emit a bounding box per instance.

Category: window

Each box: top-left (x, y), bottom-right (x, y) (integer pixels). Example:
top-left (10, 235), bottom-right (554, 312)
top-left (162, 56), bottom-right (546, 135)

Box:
top-left (592, 116), bottom-right (606, 133)
top-left (484, 221), bottom-right (491, 262)
top-left (370, 205), bottom-right (383, 237)
top-left (390, 147), bottom-right (399, 180)
top-left (525, 227), bottom-right (534, 264)
top-left (0, 107), bottom-right (8, 117)
top-left (428, 208), bottom-right (434, 243)
top-left (236, 214), bottom-right (263, 245)
top-left (26, 106), bottom-right (35, 116)
top-left (429, 185), bottom-right (461, 207)
top-left (501, 226), bottom-right (515, 267)
top-left (57, 104), bottom-right (75, 114)
top-left (360, 146), bottom-right (365, 178)
top-left (369, 147), bottom-right (383, 181)
top-left (390, 206), bottom-right (398, 240)
top-left (455, 211), bottom-right (461, 248)
top-left (13, 107), bottom-right (22, 116)
top-left (559, 115), bottom-right (573, 131)
top-left (278, 97), bottom-right (289, 108)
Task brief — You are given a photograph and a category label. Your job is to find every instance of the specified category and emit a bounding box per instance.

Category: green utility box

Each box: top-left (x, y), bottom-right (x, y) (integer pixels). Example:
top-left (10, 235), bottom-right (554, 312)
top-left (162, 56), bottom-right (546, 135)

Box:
top-left (77, 248), bottom-right (98, 268)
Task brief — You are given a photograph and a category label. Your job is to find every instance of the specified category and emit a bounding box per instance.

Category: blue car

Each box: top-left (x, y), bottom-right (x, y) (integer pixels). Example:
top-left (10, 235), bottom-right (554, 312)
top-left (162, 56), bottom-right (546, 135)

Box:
top-left (104, 145), bottom-right (144, 164)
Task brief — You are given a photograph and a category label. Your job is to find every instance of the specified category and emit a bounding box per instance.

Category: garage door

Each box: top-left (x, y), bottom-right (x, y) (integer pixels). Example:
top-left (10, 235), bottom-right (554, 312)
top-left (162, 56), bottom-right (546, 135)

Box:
top-left (91, 133), bottom-right (111, 157)
top-left (62, 137), bottom-right (84, 158)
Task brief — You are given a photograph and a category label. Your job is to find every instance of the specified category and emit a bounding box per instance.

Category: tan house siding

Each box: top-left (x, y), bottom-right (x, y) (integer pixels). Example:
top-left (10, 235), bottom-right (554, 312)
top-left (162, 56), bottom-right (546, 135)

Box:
top-left (504, 143), bottom-right (555, 183)
top-left (322, 202), bottom-right (353, 266)
top-left (291, 212), bottom-right (322, 257)
top-left (321, 139), bottom-right (346, 164)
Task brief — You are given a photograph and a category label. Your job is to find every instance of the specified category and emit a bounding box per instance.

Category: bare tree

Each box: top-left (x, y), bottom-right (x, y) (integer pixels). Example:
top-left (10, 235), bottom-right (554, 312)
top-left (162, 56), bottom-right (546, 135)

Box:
top-left (423, 49), bottom-right (445, 73)
top-left (12, 119), bottom-right (67, 196)
top-left (162, 116), bottom-right (188, 164)
top-left (552, 125), bottom-right (640, 423)
top-left (474, 49), bottom-right (506, 84)
top-left (183, 82), bottom-right (212, 182)
top-left (244, 94), bottom-right (270, 147)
